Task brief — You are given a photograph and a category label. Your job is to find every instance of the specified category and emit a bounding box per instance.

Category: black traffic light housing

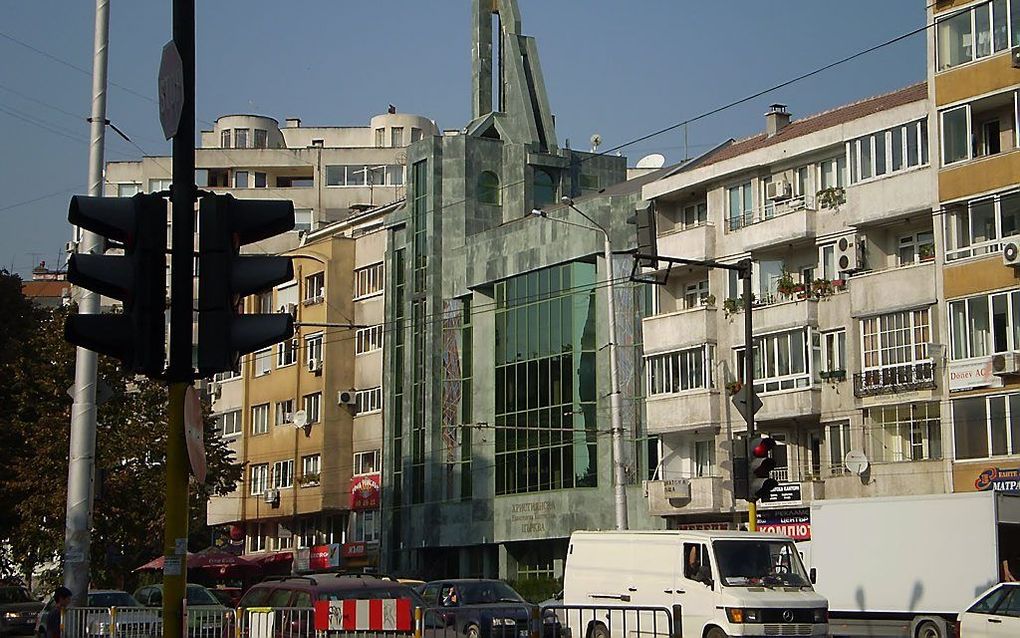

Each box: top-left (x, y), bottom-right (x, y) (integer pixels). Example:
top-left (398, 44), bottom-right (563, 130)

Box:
top-left (197, 193), bottom-right (295, 376)
top-left (748, 435), bottom-right (779, 502)
top-left (732, 435), bottom-right (749, 502)
top-left (65, 193), bottom-right (168, 376)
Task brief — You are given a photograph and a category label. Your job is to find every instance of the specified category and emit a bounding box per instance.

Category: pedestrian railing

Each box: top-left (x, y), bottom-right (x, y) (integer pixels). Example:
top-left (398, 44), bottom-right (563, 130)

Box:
top-left (547, 604), bottom-right (675, 638)
top-left (63, 606), bottom-right (164, 638)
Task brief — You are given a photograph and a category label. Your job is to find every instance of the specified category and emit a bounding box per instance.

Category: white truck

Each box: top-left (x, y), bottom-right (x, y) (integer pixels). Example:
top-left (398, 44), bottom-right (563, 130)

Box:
top-left (562, 530), bottom-right (828, 638)
top-left (808, 491), bottom-right (1020, 638)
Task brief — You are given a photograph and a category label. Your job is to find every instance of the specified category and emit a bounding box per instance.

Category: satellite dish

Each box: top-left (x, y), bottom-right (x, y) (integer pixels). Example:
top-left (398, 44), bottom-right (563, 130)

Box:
top-left (292, 410), bottom-right (308, 428)
top-left (635, 153), bottom-right (666, 169)
top-left (844, 450), bottom-right (869, 476)
top-left (590, 133), bottom-right (602, 152)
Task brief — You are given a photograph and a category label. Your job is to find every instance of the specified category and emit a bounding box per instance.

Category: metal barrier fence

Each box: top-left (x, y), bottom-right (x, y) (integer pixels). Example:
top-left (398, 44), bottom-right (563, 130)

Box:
top-left (63, 606), bottom-right (164, 638)
top-left (417, 604), bottom-right (549, 638)
top-left (545, 605), bottom-right (675, 638)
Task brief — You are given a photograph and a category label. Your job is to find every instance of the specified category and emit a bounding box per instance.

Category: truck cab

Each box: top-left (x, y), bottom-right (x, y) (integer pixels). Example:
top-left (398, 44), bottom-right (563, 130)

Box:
top-left (563, 530), bottom-right (828, 638)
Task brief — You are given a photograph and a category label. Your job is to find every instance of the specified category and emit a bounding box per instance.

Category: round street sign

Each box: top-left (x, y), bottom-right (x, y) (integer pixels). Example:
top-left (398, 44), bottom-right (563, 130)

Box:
top-left (158, 40), bottom-right (184, 140)
top-left (184, 385), bottom-right (207, 483)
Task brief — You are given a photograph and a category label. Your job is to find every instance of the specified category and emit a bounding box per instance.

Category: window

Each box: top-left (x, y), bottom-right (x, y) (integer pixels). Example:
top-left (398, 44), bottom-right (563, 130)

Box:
top-left (827, 422), bottom-right (851, 475)
top-left (955, 393), bottom-right (1020, 459)
top-left (311, 139), bottom-right (324, 147)
top-left (736, 329), bottom-right (812, 394)
top-left (819, 155), bottom-right (847, 190)
top-left (821, 329), bottom-right (846, 375)
top-left (937, 0), bottom-right (1016, 71)
top-left (354, 263), bottom-right (384, 298)
top-left (727, 181), bottom-right (753, 230)
top-left (254, 172), bottom-right (267, 188)
top-left (533, 169), bottom-right (556, 208)
top-left (294, 209), bottom-right (313, 233)
top-left (303, 392), bottom-right (321, 424)
top-left (276, 175), bottom-right (314, 188)
top-left (795, 166), bottom-right (809, 197)
top-left (861, 309), bottom-right (930, 371)
top-left (682, 202), bottom-right (708, 228)
top-left (945, 191), bottom-right (1020, 260)
top-left (251, 403), bottom-right (269, 435)
top-left (272, 460), bottom-right (294, 489)
top-left (275, 399), bottom-right (294, 426)
top-left (368, 165), bottom-right (385, 186)
top-left (325, 164), bottom-right (398, 187)
top-left (253, 129), bottom-right (268, 149)
top-left (305, 332), bottom-right (323, 365)
top-left (355, 387), bottom-right (382, 414)
top-left (301, 454), bottom-right (320, 485)
top-left (867, 402), bottom-right (941, 462)
top-left (148, 178), bottom-right (172, 192)
top-left (349, 511), bottom-right (379, 543)
top-left (684, 280), bottom-right (710, 309)
top-left (304, 272), bottom-right (324, 302)
top-left (942, 106), bottom-right (971, 165)
top-left (645, 345), bottom-right (715, 396)
top-left (375, 128), bottom-right (385, 146)
top-left (950, 289), bottom-right (1020, 359)
top-left (848, 120), bottom-right (928, 183)
top-left (391, 127), bottom-right (403, 146)
top-left (117, 183), bottom-right (140, 197)
top-left (234, 128), bottom-right (249, 148)
top-left (410, 127), bottom-right (423, 142)
top-left (354, 450), bottom-right (380, 475)
top-left (818, 244), bottom-right (836, 280)
top-left (386, 165), bottom-right (404, 186)
top-left (218, 410), bottom-right (241, 437)
top-left (478, 171), bottom-right (501, 205)
top-left (255, 347), bottom-right (272, 376)
top-left (580, 174), bottom-right (601, 191)
top-left (694, 440), bottom-right (715, 478)
top-left (249, 464), bottom-right (269, 495)
top-left (898, 230), bottom-right (936, 265)
top-left (233, 171), bottom-right (249, 188)
top-left (221, 130), bottom-right (231, 148)
top-left (257, 291), bottom-right (274, 314)
top-left (355, 325), bottom-right (383, 354)
top-left (277, 339), bottom-right (297, 367)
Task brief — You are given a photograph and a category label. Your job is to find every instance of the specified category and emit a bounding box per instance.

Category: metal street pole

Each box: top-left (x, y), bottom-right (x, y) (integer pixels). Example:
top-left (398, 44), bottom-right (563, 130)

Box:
top-left (163, 1), bottom-right (195, 636)
top-left (740, 259), bottom-right (757, 532)
top-left (63, 0), bottom-right (110, 604)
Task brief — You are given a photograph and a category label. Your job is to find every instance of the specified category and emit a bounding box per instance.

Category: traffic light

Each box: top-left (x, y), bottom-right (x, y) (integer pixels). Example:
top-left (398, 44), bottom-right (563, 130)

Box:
top-left (197, 193), bottom-right (295, 376)
top-left (632, 204), bottom-right (658, 268)
top-left (748, 435), bottom-right (779, 502)
top-left (65, 193), bottom-right (168, 376)
top-left (732, 436), bottom-right (749, 502)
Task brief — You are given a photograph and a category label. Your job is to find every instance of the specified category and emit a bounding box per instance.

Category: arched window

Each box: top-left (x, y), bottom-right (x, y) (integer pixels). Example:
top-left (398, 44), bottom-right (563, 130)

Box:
top-left (478, 171), bottom-right (501, 205)
top-left (533, 169), bottom-right (556, 208)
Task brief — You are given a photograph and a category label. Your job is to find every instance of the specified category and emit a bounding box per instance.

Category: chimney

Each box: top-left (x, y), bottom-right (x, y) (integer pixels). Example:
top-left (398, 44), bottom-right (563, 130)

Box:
top-left (285, 117), bottom-right (301, 128)
top-left (765, 104), bottom-right (791, 138)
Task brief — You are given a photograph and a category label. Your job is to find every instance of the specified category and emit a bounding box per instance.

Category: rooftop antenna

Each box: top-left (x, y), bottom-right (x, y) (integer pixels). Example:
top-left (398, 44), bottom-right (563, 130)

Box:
top-left (590, 133), bottom-right (602, 153)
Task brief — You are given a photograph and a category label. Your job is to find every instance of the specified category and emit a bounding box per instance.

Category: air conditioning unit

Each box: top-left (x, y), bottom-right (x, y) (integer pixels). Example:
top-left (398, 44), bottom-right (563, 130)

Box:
top-left (766, 179), bottom-right (792, 201)
top-left (279, 303), bottom-right (297, 318)
top-left (835, 234), bottom-right (860, 272)
top-left (337, 389), bottom-right (357, 406)
top-left (1003, 241), bottom-right (1020, 267)
top-left (263, 489), bottom-right (280, 505)
top-left (1012, 46), bottom-right (1020, 69)
top-left (208, 382), bottom-right (222, 399)
top-left (307, 358), bottom-right (322, 374)
top-left (993, 353), bottom-right (1020, 375)
top-left (662, 478), bottom-right (692, 499)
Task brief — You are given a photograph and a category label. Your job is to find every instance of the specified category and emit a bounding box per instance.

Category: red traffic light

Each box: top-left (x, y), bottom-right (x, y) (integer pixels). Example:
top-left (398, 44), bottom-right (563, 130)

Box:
top-left (752, 437), bottom-right (776, 458)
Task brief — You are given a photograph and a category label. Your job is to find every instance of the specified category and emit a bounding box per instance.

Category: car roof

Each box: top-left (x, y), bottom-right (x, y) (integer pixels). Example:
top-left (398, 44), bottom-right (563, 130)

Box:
top-left (89, 590), bottom-right (132, 595)
top-left (427, 579), bottom-right (503, 585)
top-left (256, 575), bottom-right (408, 591)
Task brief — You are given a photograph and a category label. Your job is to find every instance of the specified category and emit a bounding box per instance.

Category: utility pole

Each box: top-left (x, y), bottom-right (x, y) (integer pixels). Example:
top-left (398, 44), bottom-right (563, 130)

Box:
top-left (63, 0), bottom-right (110, 605)
top-left (740, 259), bottom-right (757, 532)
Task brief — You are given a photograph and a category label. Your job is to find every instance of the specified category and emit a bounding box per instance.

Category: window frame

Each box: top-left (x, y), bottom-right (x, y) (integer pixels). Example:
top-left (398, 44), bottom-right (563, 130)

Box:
top-left (251, 403), bottom-right (270, 435)
top-left (275, 399), bottom-right (295, 426)
top-left (867, 402), bottom-right (942, 463)
top-left (255, 347), bottom-right (273, 376)
top-left (354, 262), bottom-right (385, 299)
top-left (249, 463), bottom-right (269, 495)
top-left (355, 325), bottom-right (383, 355)
top-left (941, 104), bottom-right (973, 165)
top-left (945, 190), bottom-right (1020, 261)
top-left (304, 272), bottom-right (325, 303)
top-left (949, 288), bottom-right (1020, 359)
top-left (219, 410), bottom-right (242, 437)
top-left (353, 449), bottom-right (380, 475)
top-left (355, 387), bottom-right (383, 415)
top-left (302, 392), bottom-right (321, 424)
top-left (305, 332), bottom-right (324, 365)
top-left (301, 454), bottom-right (321, 486)
top-left (860, 308), bottom-right (931, 372)
top-left (645, 345), bottom-right (715, 397)
top-left (821, 329), bottom-right (847, 375)
top-left (735, 328), bottom-right (814, 395)
top-left (277, 338), bottom-right (298, 367)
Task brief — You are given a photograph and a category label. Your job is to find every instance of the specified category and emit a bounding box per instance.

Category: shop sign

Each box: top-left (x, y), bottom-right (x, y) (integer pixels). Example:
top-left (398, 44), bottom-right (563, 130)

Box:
top-left (309, 543), bottom-right (341, 570)
top-left (756, 508), bottom-right (811, 541)
top-left (674, 522), bottom-right (730, 531)
top-left (294, 547), bottom-right (310, 573)
top-left (759, 483), bottom-right (802, 505)
top-left (509, 500), bottom-right (556, 534)
top-left (948, 357), bottom-right (1003, 392)
top-left (350, 473), bottom-right (381, 510)
top-left (955, 465), bottom-right (1020, 494)
top-left (343, 542), bottom-right (367, 558)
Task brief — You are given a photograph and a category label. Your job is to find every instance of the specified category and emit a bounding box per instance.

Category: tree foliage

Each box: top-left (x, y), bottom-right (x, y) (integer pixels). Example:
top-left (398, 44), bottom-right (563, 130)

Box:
top-left (0, 271), bottom-right (241, 590)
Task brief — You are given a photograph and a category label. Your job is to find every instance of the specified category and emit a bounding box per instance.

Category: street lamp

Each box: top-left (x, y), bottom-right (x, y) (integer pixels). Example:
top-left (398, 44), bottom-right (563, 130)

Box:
top-left (531, 196), bottom-right (629, 530)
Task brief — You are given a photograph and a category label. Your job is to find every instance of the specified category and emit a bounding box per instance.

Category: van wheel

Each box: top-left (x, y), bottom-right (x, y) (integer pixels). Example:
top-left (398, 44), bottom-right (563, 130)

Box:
top-left (588, 622), bottom-right (610, 638)
top-left (915, 620), bottom-right (944, 638)
top-left (705, 628), bottom-right (729, 638)
top-left (465, 625), bottom-right (480, 638)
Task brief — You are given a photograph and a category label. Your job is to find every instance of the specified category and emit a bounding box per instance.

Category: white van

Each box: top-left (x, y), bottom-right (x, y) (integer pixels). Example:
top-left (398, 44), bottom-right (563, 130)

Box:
top-left (562, 530), bottom-right (828, 638)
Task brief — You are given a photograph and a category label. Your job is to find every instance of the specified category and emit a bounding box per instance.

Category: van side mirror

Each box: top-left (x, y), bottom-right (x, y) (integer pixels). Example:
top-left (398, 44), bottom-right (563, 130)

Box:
top-left (809, 568), bottom-right (817, 584)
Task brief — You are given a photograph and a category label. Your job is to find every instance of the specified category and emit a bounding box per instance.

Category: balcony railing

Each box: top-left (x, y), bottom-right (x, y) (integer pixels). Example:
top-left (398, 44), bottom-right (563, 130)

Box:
top-left (853, 361), bottom-right (936, 398)
top-left (727, 194), bottom-right (816, 231)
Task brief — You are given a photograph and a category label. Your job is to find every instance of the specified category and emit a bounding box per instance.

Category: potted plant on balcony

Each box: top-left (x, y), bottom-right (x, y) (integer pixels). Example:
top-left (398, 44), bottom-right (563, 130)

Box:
top-left (776, 268), bottom-right (796, 298)
top-left (703, 294), bottom-right (716, 307)
top-left (725, 380), bottom-right (743, 396)
top-left (812, 278), bottom-right (833, 298)
top-left (298, 472), bottom-right (320, 486)
top-left (817, 186), bottom-right (846, 210)
top-left (828, 369), bottom-right (847, 382)
top-left (831, 278), bottom-right (847, 292)
top-left (793, 282), bottom-right (808, 300)
top-left (919, 243), bottom-right (936, 262)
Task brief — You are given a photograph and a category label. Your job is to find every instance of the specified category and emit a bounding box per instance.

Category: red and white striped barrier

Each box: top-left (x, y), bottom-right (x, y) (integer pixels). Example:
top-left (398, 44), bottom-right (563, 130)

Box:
top-left (314, 598), bottom-right (414, 632)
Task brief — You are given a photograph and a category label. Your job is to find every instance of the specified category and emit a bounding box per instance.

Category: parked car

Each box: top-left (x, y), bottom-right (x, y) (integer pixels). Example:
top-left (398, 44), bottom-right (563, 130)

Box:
top-left (133, 584), bottom-right (227, 638)
top-left (0, 585), bottom-right (42, 636)
top-left (958, 582), bottom-right (1020, 637)
top-left (207, 588), bottom-right (241, 609)
top-left (419, 580), bottom-right (558, 638)
top-left (35, 591), bottom-right (158, 638)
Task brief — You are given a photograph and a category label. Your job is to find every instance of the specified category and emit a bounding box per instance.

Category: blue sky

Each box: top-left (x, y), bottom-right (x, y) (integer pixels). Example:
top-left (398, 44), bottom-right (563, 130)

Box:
top-left (0, 1), bottom-right (927, 276)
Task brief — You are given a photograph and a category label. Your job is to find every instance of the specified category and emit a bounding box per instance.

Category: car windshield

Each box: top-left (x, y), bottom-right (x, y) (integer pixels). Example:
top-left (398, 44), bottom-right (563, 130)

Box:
top-left (713, 540), bottom-right (811, 588)
top-left (88, 592), bottom-right (140, 608)
top-left (0, 587), bottom-right (34, 604)
top-left (186, 587), bottom-right (218, 605)
top-left (458, 582), bottom-right (524, 604)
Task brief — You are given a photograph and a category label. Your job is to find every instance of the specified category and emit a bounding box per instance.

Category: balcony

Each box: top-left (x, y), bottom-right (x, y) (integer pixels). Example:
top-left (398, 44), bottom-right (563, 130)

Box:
top-left (849, 262), bottom-right (937, 316)
top-left (823, 459), bottom-right (949, 499)
top-left (844, 167), bottom-right (933, 226)
top-left (646, 390), bottom-right (719, 434)
top-left (725, 297), bottom-right (818, 341)
top-left (644, 476), bottom-right (727, 516)
top-left (727, 196), bottom-right (817, 251)
top-left (657, 222), bottom-right (715, 262)
top-left (643, 307), bottom-right (718, 353)
top-left (756, 386), bottom-right (821, 422)
top-left (853, 361), bottom-right (936, 398)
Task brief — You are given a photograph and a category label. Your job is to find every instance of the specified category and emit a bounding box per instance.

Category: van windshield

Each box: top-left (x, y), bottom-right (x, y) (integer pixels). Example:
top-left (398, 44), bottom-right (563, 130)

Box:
top-left (713, 540), bottom-right (810, 587)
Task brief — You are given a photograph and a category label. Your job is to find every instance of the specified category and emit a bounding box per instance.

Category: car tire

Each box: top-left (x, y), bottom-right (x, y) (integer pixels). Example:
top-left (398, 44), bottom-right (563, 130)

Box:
top-left (588, 622), bottom-right (609, 638)
top-left (466, 625), bottom-right (480, 638)
top-left (705, 627), bottom-right (729, 638)
top-left (914, 620), bottom-right (944, 638)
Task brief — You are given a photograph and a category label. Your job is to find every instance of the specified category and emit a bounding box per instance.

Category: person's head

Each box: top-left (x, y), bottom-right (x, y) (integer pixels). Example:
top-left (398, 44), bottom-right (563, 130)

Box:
top-left (54, 587), bottom-right (72, 609)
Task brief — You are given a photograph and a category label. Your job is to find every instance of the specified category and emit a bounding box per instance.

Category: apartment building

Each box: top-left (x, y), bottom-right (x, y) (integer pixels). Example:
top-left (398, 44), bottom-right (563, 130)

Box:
top-left (929, 0), bottom-right (1020, 495)
top-left (640, 84), bottom-right (940, 533)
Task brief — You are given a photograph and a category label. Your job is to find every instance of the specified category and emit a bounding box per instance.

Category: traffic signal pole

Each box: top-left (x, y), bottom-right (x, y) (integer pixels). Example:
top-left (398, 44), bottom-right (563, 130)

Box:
top-left (741, 259), bottom-right (757, 532)
top-left (164, 1), bottom-right (195, 637)
top-left (63, 0), bottom-right (110, 605)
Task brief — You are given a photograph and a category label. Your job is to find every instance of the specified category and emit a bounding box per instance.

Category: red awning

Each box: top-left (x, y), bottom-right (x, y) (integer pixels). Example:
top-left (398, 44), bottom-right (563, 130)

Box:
top-left (135, 547), bottom-right (260, 573)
